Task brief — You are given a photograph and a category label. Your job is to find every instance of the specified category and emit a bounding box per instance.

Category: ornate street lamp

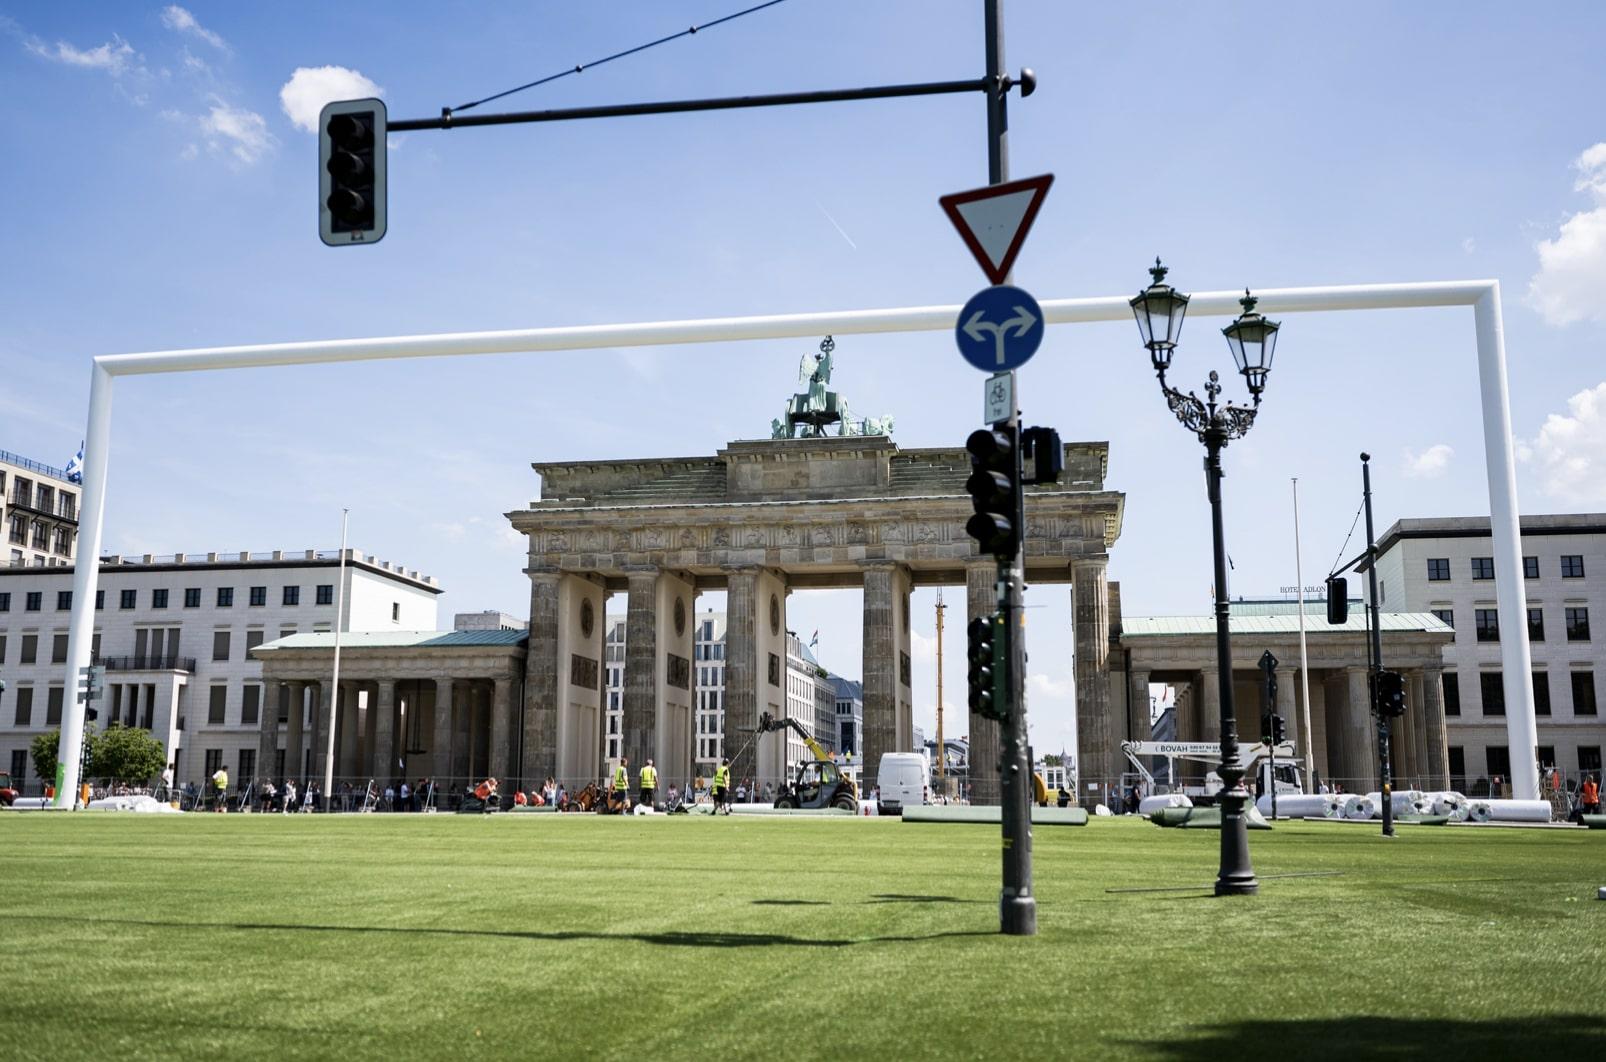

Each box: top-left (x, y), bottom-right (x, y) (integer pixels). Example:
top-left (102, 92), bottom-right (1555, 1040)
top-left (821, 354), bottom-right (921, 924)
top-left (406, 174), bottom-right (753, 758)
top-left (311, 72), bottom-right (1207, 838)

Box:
top-left (1131, 261), bottom-right (1281, 897)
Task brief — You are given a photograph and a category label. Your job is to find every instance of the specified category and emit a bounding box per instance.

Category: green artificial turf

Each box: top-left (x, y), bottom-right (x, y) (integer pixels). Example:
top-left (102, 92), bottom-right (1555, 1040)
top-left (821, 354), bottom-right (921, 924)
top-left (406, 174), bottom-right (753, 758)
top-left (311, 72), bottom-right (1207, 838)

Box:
top-left (1, 813), bottom-right (1601, 1060)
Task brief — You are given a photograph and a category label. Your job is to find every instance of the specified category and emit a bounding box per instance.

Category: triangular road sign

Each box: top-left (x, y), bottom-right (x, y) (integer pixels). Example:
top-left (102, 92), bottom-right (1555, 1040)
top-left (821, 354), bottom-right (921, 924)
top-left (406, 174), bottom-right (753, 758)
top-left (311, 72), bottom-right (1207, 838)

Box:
top-left (939, 174), bottom-right (1054, 286)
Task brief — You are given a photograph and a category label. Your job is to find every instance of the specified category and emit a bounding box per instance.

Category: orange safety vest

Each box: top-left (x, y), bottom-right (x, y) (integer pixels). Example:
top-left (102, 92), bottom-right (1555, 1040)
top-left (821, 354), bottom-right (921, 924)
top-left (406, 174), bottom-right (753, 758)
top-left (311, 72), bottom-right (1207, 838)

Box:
top-left (1583, 779), bottom-right (1599, 803)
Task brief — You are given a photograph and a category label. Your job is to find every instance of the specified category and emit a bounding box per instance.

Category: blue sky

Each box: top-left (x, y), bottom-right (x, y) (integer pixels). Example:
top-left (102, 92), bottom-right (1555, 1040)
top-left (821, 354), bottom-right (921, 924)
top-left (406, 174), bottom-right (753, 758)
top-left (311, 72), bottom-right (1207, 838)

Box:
top-left (5, 1), bottom-right (1606, 756)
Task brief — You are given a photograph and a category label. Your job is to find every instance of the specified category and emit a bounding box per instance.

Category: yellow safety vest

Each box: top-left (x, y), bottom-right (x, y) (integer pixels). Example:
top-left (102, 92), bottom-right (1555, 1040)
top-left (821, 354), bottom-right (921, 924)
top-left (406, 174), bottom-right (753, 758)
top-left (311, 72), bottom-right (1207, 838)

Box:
top-left (214, 770), bottom-right (228, 791)
top-left (714, 766), bottom-right (729, 790)
top-left (613, 765), bottom-right (629, 792)
top-left (640, 765), bottom-right (657, 789)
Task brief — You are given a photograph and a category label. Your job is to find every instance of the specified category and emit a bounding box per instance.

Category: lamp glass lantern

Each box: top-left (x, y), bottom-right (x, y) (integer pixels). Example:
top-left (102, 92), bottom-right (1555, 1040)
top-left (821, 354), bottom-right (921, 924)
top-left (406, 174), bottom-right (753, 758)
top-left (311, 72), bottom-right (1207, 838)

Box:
top-left (1129, 258), bottom-right (1190, 372)
top-left (1223, 290), bottom-right (1280, 398)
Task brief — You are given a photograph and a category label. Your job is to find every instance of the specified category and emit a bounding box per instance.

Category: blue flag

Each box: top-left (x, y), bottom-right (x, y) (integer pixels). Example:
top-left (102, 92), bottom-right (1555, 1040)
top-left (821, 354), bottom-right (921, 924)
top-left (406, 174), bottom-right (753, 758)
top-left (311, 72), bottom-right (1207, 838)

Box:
top-left (65, 442), bottom-right (84, 484)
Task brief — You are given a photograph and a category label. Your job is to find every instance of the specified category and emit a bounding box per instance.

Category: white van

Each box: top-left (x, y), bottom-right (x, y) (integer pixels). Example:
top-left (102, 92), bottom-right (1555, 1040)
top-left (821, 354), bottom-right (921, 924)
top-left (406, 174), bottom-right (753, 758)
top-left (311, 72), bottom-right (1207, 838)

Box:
top-left (876, 753), bottom-right (929, 816)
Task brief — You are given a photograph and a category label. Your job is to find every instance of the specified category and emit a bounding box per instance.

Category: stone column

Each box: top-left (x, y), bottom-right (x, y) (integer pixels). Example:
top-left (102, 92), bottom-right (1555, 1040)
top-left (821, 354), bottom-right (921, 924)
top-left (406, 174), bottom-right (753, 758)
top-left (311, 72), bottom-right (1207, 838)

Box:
top-left (1275, 665), bottom-right (1297, 747)
top-left (861, 562), bottom-right (911, 785)
top-left (285, 681), bottom-right (305, 783)
top-left (490, 676), bottom-right (514, 786)
top-left (1422, 667), bottom-right (1450, 789)
top-left (433, 677), bottom-right (455, 787)
top-left (524, 573), bottom-right (562, 787)
top-left (256, 679), bottom-right (278, 781)
top-left (452, 682), bottom-right (472, 786)
top-left (622, 569), bottom-right (660, 774)
top-left (1343, 666), bottom-right (1375, 790)
top-left (1127, 667), bottom-right (1152, 744)
top-left (310, 682), bottom-right (334, 785)
top-left (1198, 667), bottom-right (1221, 744)
top-left (372, 679), bottom-right (396, 782)
top-left (965, 559), bottom-right (1000, 805)
top-left (1411, 670), bottom-right (1431, 785)
top-left (1072, 557), bottom-right (1113, 794)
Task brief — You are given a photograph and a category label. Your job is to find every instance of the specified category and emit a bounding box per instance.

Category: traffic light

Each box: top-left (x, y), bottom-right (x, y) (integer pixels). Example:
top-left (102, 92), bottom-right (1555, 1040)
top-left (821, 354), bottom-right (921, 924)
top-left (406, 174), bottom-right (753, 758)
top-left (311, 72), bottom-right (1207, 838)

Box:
top-left (965, 427), bottom-right (1019, 558)
top-left (1260, 711), bottom-right (1274, 743)
top-left (76, 664), bottom-right (104, 705)
top-left (319, 98), bottom-right (387, 246)
top-left (1376, 670), bottom-right (1406, 716)
top-left (1271, 714), bottom-right (1287, 744)
top-left (967, 614), bottom-right (1007, 722)
top-left (1326, 576), bottom-right (1348, 624)
top-left (1020, 425), bottom-right (1064, 485)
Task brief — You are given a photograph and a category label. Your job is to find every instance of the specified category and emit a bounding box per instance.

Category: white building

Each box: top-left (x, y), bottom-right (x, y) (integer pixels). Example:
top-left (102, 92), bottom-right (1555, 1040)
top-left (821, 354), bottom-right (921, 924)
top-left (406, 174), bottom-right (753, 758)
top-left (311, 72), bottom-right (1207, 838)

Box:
top-left (0, 548), bottom-right (439, 793)
top-left (1373, 514), bottom-right (1606, 789)
top-left (2, 448), bottom-right (79, 569)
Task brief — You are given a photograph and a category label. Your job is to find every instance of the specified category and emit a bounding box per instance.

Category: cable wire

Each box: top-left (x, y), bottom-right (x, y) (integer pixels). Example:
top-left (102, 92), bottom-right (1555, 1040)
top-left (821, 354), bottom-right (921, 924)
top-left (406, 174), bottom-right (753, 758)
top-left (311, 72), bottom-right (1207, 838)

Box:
top-left (1328, 497), bottom-right (1366, 580)
top-left (448, 0), bottom-right (790, 117)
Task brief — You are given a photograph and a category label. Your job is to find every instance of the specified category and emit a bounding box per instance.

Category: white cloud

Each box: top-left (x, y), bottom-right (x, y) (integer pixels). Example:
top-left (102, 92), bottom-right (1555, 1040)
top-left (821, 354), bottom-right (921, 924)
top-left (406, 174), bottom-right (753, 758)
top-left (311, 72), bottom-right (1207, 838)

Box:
top-left (27, 33), bottom-right (135, 74)
top-left (178, 143), bottom-right (199, 161)
top-left (1401, 443), bottom-right (1453, 479)
top-left (161, 5), bottom-right (227, 51)
top-left (1523, 381), bottom-right (1606, 504)
top-left (1527, 143), bottom-right (1606, 326)
top-left (279, 66), bottom-right (382, 133)
top-left (1028, 673), bottom-right (1075, 700)
top-left (199, 98), bottom-right (273, 164)
top-left (1462, 237), bottom-right (1476, 255)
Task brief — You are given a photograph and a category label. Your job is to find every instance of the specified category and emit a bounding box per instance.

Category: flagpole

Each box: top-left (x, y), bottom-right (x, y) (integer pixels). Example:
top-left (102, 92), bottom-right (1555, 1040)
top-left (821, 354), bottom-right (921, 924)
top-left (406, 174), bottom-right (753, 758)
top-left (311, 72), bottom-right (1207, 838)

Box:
top-left (322, 509), bottom-right (349, 800)
top-left (1293, 478), bottom-right (1315, 794)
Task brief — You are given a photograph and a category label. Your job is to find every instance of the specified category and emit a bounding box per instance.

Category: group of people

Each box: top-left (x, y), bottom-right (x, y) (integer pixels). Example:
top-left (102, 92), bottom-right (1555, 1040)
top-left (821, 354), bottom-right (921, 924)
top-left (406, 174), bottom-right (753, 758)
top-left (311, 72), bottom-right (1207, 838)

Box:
top-left (256, 778), bottom-right (324, 813)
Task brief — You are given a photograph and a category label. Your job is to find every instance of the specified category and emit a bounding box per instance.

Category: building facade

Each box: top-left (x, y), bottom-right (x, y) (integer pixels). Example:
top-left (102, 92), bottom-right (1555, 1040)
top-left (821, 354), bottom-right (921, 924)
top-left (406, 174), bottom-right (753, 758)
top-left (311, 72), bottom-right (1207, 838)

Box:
top-left (1372, 515), bottom-right (1606, 789)
top-left (2, 448), bottom-right (79, 570)
top-left (830, 676), bottom-right (864, 757)
top-left (0, 548), bottom-right (438, 793)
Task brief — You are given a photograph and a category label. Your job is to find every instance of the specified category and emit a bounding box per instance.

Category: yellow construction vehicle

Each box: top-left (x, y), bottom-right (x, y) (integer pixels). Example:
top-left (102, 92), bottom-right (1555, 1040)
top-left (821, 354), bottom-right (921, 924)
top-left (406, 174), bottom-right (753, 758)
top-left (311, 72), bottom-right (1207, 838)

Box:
top-left (756, 711), bottom-right (860, 811)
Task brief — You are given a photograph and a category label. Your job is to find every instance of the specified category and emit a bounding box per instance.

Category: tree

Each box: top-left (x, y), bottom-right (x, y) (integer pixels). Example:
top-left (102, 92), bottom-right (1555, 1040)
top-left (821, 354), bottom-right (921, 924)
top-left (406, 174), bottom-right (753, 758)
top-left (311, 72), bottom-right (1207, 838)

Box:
top-left (30, 730), bottom-right (60, 787)
top-left (91, 724), bottom-right (167, 786)
top-left (1042, 753), bottom-right (1063, 767)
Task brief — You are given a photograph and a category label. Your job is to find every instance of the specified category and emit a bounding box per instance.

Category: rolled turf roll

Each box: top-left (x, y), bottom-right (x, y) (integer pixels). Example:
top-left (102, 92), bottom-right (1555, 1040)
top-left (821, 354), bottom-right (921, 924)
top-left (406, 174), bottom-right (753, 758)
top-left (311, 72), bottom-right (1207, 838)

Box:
top-left (1139, 793), bottom-right (1193, 816)
top-left (1467, 801), bottom-right (1493, 822)
top-left (1483, 799), bottom-right (1553, 823)
top-left (1254, 794), bottom-right (1336, 819)
top-left (1343, 795), bottom-right (1377, 820)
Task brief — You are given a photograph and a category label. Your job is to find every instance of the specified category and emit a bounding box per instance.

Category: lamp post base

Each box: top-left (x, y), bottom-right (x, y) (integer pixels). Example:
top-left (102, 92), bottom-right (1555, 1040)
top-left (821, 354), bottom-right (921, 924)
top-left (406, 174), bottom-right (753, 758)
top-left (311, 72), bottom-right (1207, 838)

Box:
top-left (1000, 890), bottom-right (1037, 935)
top-left (1214, 789), bottom-right (1260, 896)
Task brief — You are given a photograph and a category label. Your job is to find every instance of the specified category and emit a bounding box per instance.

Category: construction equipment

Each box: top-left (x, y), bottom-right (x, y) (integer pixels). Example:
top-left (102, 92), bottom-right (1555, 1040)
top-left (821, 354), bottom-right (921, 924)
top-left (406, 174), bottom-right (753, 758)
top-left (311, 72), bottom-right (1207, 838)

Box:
top-left (756, 711), bottom-right (859, 811)
top-left (1120, 741), bottom-right (1302, 806)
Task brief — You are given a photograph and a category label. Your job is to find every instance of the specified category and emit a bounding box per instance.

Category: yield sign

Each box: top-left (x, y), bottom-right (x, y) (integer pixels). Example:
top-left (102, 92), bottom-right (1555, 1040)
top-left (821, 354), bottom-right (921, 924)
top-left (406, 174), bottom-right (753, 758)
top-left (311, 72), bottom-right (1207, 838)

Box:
top-left (939, 174), bottom-right (1054, 285)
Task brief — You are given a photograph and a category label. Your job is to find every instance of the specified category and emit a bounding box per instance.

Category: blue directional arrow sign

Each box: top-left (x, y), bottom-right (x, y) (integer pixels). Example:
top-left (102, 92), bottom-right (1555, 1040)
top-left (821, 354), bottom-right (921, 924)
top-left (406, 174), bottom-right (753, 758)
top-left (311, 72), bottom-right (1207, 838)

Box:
top-left (955, 285), bottom-right (1044, 372)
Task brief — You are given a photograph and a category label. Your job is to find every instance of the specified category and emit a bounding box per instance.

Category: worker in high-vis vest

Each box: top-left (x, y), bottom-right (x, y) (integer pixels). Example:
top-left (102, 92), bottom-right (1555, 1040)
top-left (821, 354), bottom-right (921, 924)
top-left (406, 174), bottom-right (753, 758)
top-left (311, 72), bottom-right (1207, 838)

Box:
top-left (612, 757), bottom-right (630, 811)
top-left (712, 758), bottom-right (731, 815)
top-left (212, 767), bottom-right (229, 813)
top-left (639, 759), bottom-right (658, 809)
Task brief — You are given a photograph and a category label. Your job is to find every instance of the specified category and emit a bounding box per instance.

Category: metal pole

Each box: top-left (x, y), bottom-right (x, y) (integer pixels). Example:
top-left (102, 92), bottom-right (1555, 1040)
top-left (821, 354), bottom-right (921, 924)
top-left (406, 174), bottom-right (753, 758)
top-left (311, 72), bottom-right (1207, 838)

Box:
top-left (1207, 430), bottom-right (1257, 894)
top-left (1361, 454), bottom-right (1394, 837)
top-left (322, 510), bottom-right (349, 799)
top-left (1292, 478), bottom-right (1314, 794)
top-left (935, 590), bottom-right (946, 789)
top-left (985, 0), bottom-right (1034, 937)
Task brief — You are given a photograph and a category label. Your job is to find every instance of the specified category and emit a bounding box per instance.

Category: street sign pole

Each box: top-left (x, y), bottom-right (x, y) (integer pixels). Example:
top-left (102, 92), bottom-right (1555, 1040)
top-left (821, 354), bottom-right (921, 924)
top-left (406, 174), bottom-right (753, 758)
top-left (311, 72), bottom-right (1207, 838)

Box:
top-left (984, 0), bottom-right (1035, 939)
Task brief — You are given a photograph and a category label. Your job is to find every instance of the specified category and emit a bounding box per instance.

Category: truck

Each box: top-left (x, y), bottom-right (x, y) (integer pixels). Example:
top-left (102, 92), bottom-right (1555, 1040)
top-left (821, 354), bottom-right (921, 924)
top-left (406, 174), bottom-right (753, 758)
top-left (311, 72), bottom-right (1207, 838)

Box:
top-left (756, 712), bottom-right (859, 811)
top-left (1120, 741), bottom-right (1302, 806)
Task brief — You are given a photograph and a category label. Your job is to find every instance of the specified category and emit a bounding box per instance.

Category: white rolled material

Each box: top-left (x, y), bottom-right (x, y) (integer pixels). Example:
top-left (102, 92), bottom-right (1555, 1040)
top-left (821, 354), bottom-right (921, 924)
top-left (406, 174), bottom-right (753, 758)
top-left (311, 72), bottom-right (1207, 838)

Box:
top-left (1467, 801), bottom-right (1493, 823)
top-left (1139, 794), bottom-right (1193, 816)
top-left (1483, 798), bottom-right (1553, 823)
top-left (86, 795), bottom-right (181, 813)
top-left (1343, 795), bottom-right (1377, 820)
top-left (1427, 792), bottom-right (1469, 818)
top-left (1094, 803), bottom-right (1114, 816)
top-left (1255, 794), bottom-right (1340, 819)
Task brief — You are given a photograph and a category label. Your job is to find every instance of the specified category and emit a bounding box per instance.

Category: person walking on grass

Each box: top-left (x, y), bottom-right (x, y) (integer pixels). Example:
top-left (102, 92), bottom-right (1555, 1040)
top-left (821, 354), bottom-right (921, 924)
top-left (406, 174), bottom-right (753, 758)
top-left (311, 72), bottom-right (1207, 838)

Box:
top-left (712, 758), bottom-right (732, 815)
top-left (211, 766), bottom-right (229, 813)
top-left (612, 756), bottom-right (631, 812)
top-left (639, 759), bottom-right (658, 810)
top-left (1582, 774), bottom-right (1601, 816)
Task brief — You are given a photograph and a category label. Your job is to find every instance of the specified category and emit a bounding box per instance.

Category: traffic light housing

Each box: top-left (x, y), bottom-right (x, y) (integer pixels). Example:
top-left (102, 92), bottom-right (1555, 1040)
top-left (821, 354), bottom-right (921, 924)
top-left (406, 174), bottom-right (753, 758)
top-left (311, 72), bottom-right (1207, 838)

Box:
top-left (967, 614), bottom-right (1007, 722)
top-left (76, 664), bottom-right (104, 704)
top-left (1270, 714), bottom-right (1287, 744)
top-left (965, 427), bottom-right (1019, 558)
top-left (1326, 576), bottom-right (1349, 624)
top-left (319, 98), bottom-right (387, 246)
top-left (1376, 669), bottom-right (1406, 717)
top-left (1020, 425), bottom-right (1063, 485)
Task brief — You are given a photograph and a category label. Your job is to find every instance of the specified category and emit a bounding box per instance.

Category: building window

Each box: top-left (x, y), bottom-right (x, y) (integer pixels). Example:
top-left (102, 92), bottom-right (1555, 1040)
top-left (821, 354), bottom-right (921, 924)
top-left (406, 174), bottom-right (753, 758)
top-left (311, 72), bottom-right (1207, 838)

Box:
top-left (245, 630), bottom-right (265, 655)
top-left (1533, 671), bottom-right (1550, 716)
top-left (56, 591), bottom-right (71, 611)
top-left (208, 685), bottom-right (227, 726)
top-left (316, 584), bottom-right (334, 605)
top-left (184, 588), bottom-right (201, 608)
top-left (1426, 558), bottom-right (1450, 581)
top-left (1474, 609), bottom-right (1499, 642)
top-left (204, 748), bottom-right (223, 779)
top-left (46, 686), bottom-right (63, 725)
top-left (1572, 671), bottom-right (1598, 716)
top-left (119, 589), bottom-right (136, 610)
top-left (242, 685), bottom-right (260, 726)
top-left (1566, 607), bottom-right (1591, 641)
top-left (212, 631), bottom-right (231, 662)
top-left (217, 587), bottom-right (233, 607)
top-left (1479, 671), bottom-right (1505, 716)
top-left (51, 634), bottom-right (67, 664)
top-left (13, 687), bottom-right (33, 726)
top-left (1486, 745), bottom-right (1510, 782)
top-left (8, 749), bottom-right (25, 786)
top-left (282, 586), bottom-right (300, 606)
top-left (152, 588), bottom-right (169, 609)
top-left (25, 592), bottom-right (41, 612)
top-left (248, 586), bottom-right (266, 607)
top-left (238, 748), bottom-right (256, 784)
top-left (1522, 556), bottom-right (1539, 579)
top-left (20, 635), bottom-right (37, 665)
top-left (1528, 608), bottom-right (1544, 641)
top-left (95, 590), bottom-right (103, 610)
top-left (1561, 554), bottom-right (1585, 578)
top-left (1537, 744), bottom-right (1556, 770)
top-left (1580, 746), bottom-right (1602, 776)
top-left (0, 592), bottom-right (8, 611)
top-left (391, 602), bottom-right (400, 622)
top-left (1470, 557), bottom-right (1495, 580)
